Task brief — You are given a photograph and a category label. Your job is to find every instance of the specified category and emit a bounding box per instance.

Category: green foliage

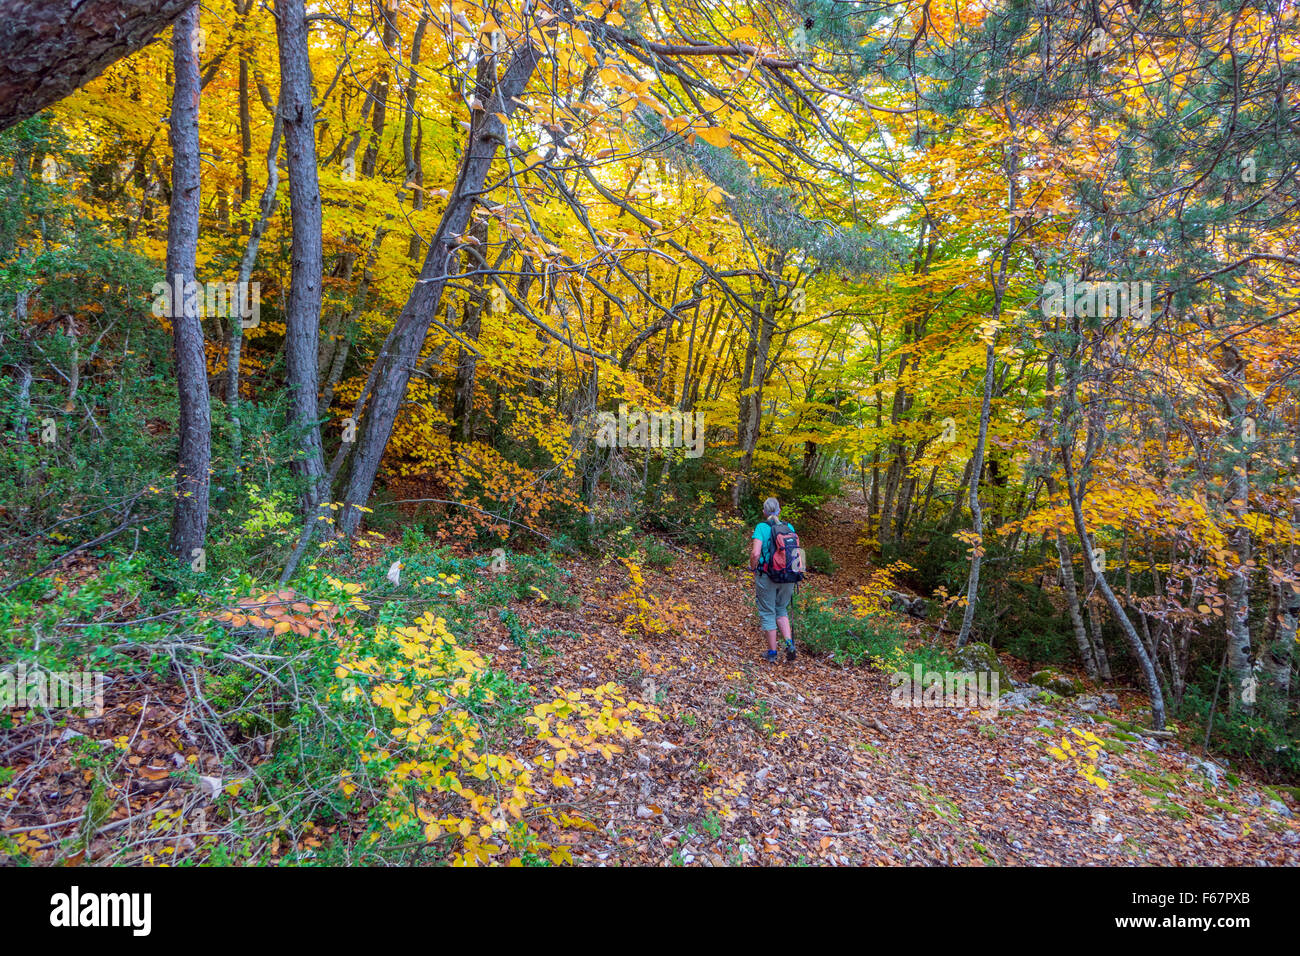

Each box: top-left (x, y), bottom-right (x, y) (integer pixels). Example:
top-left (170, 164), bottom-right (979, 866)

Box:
top-left (1178, 679), bottom-right (1300, 779)
top-left (640, 538), bottom-right (677, 570)
top-left (785, 467), bottom-right (842, 525)
top-left (486, 550), bottom-right (579, 609)
top-left (0, 120), bottom-right (178, 574)
top-left (639, 458), bottom-right (749, 566)
top-left (790, 592), bottom-right (950, 672)
top-left (0, 534), bottom-right (627, 865)
top-left (355, 483), bottom-right (404, 536)
top-left (604, 528), bottom-right (677, 571)
top-left (803, 544), bottom-right (836, 575)
top-left (547, 512), bottom-right (623, 557)
top-left (899, 534), bottom-right (1071, 664)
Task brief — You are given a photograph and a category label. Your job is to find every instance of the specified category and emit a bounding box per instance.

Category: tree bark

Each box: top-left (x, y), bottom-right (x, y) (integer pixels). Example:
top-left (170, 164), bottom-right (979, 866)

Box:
top-left (955, 339), bottom-right (995, 646)
top-left (732, 284), bottom-right (776, 508)
top-left (0, 0), bottom-right (196, 130)
top-left (274, 0), bottom-right (327, 509)
top-left (1217, 345), bottom-right (1255, 711)
top-left (339, 39), bottom-right (539, 535)
top-left (165, 4), bottom-right (210, 562)
top-left (1264, 582), bottom-right (1297, 719)
top-left (1080, 559), bottom-right (1113, 679)
top-left (1055, 534), bottom-right (1099, 679)
top-left (227, 107), bottom-right (281, 407)
top-left (451, 217), bottom-right (489, 443)
top-left (360, 6), bottom-right (398, 179)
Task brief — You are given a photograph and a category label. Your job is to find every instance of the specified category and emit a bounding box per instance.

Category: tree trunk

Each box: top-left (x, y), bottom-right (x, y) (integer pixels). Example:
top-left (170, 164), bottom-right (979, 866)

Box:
top-left (1056, 308), bottom-right (1162, 726)
top-left (339, 40), bottom-right (539, 535)
top-left (274, 0), bottom-right (327, 509)
top-left (1220, 367), bottom-right (1255, 710)
top-left (0, 0), bottom-right (196, 130)
top-left (1080, 559), bottom-right (1113, 679)
top-left (402, 16), bottom-right (429, 261)
top-left (1055, 534), bottom-right (1099, 679)
top-left (360, 6), bottom-right (398, 179)
top-left (236, 1), bottom-right (253, 220)
top-left (733, 287), bottom-right (776, 508)
top-left (1263, 582), bottom-right (1297, 719)
top-left (1263, 475), bottom-right (1300, 717)
top-left (955, 339), bottom-right (995, 647)
top-left (1063, 446), bottom-right (1165, 728)
top-left (451, 217), bottom-right (489, 443)
top-left (227, 105), bottom-right (281, 407)
top-left (319, 229), bottom-right (384, 417)
top-left (956, 130), bottom-right (1019, 645)
top-left (165, 3), bottom-right (210, 562)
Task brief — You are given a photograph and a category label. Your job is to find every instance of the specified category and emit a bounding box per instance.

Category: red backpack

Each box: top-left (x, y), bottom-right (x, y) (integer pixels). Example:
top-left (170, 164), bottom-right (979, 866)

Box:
top-left (763, 521), bottom-right (806, 583)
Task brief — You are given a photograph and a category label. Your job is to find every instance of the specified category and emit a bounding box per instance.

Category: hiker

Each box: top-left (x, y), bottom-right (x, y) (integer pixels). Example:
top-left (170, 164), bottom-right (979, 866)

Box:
top-left (749, 496), bottom-right (805, 663)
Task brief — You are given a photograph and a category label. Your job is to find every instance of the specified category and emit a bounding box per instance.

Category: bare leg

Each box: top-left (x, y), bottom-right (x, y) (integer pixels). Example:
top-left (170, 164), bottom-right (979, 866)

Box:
top-left (765, 629), bottom-right (778, 652)
top-left (776, 617), bottom-right (792, 642)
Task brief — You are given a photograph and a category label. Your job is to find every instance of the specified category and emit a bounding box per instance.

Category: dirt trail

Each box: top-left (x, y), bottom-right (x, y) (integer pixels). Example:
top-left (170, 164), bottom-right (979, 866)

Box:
top-left (489, 504), bottom-right (1300, 866)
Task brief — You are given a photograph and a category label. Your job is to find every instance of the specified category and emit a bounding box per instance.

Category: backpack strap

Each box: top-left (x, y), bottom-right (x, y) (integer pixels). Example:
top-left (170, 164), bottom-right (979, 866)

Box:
top-left (760, 519), bottom-right (778, 571)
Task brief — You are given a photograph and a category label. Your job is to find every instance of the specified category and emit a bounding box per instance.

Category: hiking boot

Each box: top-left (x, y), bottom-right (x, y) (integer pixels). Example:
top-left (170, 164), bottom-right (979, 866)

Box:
top-left (785, 639), bottom-right (796, 663)
top-left (766, 649), bottom-right (778, 664)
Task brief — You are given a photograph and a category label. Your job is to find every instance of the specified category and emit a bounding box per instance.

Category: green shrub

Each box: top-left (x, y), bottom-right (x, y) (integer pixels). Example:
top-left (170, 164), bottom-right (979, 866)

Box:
top-left (1177, 680), bottom-right (1300, 780)
top-left (640, 538), bottom-right (677, 570)
top-left (784, 467), bottom-right (842, 524)
top-left (790, 592), bottom-right (949, 672)
top-left (804, 544), bottom-right (836, 575)
top-left (480, 549), bottom-right (579, 609)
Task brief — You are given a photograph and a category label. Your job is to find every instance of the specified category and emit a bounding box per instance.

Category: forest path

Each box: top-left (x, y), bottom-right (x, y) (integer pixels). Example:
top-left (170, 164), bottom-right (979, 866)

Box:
top-left (485, 505), bottom-right (1300, 865)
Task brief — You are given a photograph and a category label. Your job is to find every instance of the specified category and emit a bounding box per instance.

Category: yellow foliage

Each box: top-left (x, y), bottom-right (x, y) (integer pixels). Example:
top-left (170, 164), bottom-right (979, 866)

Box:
top-left (332, 590), bottom-right (659, 865)
top-left (613, 555), bottom-right (689, 637)
top-left (1047, 728), bottom-right (1110, 793)
top-left (849, 560), bottom-right (916, 617)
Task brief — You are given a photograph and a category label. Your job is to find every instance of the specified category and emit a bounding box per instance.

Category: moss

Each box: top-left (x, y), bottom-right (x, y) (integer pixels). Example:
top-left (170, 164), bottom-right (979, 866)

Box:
top-left (1155, 799), bottom-right (1193, 820)
top-left (949, 642), bottom-right (1013, 696)
top-left (1127, 768), bottom-right (1185, 793)
top-left (1029, 669), bottom-right (1084, 696)
top-left (1098, 714), bottom-right (1143, 735)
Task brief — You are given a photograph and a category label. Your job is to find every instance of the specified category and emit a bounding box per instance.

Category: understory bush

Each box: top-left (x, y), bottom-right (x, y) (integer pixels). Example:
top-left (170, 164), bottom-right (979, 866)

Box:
top-left (0, 542), bottom-right (654, 865)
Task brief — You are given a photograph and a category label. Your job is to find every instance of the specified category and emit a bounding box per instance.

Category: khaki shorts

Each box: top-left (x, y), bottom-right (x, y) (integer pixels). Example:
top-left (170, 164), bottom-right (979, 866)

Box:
top-left (755, 572), bottom-right (795, 630)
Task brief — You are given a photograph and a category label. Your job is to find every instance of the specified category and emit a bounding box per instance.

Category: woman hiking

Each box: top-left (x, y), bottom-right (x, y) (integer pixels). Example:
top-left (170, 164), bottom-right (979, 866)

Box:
top-left (749, 496), bottom-right (802, 664)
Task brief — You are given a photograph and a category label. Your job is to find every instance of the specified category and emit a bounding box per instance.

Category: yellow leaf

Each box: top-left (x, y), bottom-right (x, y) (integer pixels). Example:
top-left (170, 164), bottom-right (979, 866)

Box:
top-left (697, 126), bottom-right (731, 148)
